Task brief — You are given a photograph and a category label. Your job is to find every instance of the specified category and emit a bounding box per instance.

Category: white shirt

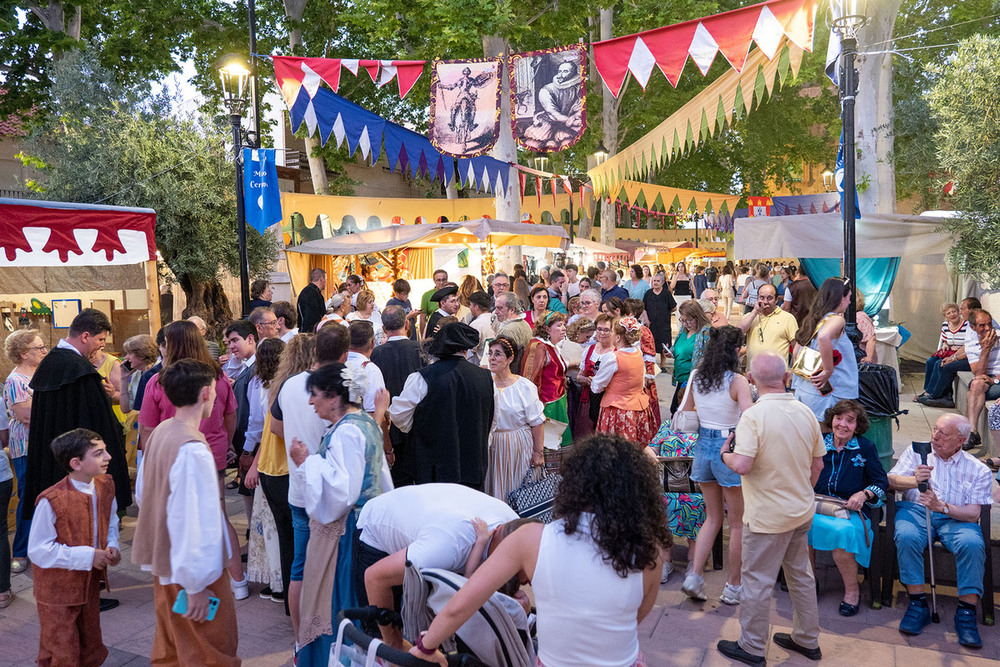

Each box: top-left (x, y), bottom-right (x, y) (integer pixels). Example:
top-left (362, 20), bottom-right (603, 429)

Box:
top-left (275, 371), bottom-right (330, 507)
top-left (357, 483), bottom-right (517, 571)
top-left (245, 375), bottom-right (269, 448)
top-left (56, 338), bottom-right (83, 355)
top-left (590, 346), bottom-right (636, 394)
top-left (567, 279), bottom-right (581, 298)
top-left (389, 371), bottom-right (429, 433)
top-left (280, 328), bottom-right (300, 343)
top-left (889, 447), bottom-right (994, 506)
top-left (468, 312), bottom-right (495, 365)
top-left (347, 311), bottom-right (385, 345)
top-left (964, 325), bottom-right (1000, 374)
top-left (136, 442), bottom-right (230, 593)
top-left (295, 416), bottom-right (394, 525)
top-left (28, 477), bottom-right (120, 571)
top-left (347, 351), bottom-right (386, 414)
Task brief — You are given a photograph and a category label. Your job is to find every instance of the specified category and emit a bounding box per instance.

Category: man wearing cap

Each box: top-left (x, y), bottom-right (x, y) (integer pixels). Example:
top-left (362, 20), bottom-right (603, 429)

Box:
top-left (424, 284), bottom-right (461, 339)
top-left (389, 322), bottom-right (494, 490)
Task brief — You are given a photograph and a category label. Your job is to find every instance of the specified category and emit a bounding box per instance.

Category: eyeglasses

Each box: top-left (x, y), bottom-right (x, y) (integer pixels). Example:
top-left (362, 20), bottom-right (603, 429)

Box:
top-left (758, 328), bottom-right (764, 343)
top-left (260, 319), bottom-right (279, 327)
top-left (596, 327), bottom-right (612, 333)
top-left (27, 345), bottom-right (47, 351)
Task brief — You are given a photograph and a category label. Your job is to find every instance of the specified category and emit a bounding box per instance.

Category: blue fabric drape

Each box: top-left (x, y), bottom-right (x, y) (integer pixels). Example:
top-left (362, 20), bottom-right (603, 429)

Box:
top-left (798, 257), bottom-right (900, 316)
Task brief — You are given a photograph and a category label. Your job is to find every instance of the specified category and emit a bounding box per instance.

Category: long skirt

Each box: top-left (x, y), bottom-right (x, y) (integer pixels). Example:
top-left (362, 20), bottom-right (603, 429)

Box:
top-left (566, 380), bottom-right (594, 441)
top-left (297, 511), bottom-right (355, 666)
top-left (597, 404), bottom-right (658, 446)
top-left (807, 511), bottom-right (873, 568)
top-left (247, 486), bottom-right (283, 592)
top-left (543, 394), bottom-right (572, 447)
top-left (485, 426), bottom-right (533, 503)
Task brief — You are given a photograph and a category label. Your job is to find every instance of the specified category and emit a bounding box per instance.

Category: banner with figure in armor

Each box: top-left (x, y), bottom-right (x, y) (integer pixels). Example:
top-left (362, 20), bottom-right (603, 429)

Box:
top-left (430, 58), bottom-right (502, 158)
top-left (510, 45), bottom-right (587, 153)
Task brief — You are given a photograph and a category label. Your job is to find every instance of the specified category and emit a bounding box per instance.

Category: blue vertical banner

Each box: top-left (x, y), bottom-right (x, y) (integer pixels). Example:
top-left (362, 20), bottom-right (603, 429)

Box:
top-left (835, 131), bottom-right (861, 220)
top-left (243, 148), bottom-right (282, 233)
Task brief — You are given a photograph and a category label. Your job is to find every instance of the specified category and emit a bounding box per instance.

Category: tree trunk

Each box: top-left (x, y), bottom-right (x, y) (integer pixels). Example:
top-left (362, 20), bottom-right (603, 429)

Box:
top-left (855, 2), bottom-right (901, 214)
top-left (599, 7), bottom-right (619, 247)
top-left (283, 0), bottom-right (330, 195)
top-left (484, 35), bottom-right (522, 273)
top-left (179, 274), bottom-right (234, 328)
top-left (29, 1), bottom-right (81, 39)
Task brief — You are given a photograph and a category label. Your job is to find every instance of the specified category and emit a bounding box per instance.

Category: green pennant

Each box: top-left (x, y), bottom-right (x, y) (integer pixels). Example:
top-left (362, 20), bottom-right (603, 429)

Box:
top-left (778, 46), bottom-right (791, 86)
top-left (652, 193), bottom-right (666, 212)
top-left (685, 120), bottom-right (695, 153)
top-left (672, 129), bottom-right (682, 160)
top-left (715, 96), bottom-right (728, 133)
top-left (733, 83), bottom-right (746, 120)
top-left (754, 66), bottom-right (767, 108)
top-left (699, 108), bottom-right (711, 143)
top-left (671, 194), bottom-right (683, 212)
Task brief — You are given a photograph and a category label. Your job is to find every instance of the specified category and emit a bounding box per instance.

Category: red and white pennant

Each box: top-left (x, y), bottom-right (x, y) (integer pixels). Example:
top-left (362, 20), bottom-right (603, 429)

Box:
top-left (272, 56), bottom-right (425, 105)
top-left (592, 0), bottom-right (816, 98)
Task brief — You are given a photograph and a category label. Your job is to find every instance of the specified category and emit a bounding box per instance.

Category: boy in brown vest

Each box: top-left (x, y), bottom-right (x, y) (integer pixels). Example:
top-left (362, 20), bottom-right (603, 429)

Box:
top-left (27, 428), bottom-right (119, 667)
top-left (132, 359), bottom-right (240, 666)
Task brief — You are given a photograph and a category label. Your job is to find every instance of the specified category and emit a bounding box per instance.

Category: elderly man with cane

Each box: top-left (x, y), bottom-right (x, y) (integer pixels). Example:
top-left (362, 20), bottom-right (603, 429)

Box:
top-left (888, 413), bottom-right (993, 648)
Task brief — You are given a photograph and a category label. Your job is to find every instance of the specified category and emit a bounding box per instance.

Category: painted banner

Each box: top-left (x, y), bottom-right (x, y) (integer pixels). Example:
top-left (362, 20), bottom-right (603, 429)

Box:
top-left (243, 148), bottom-right (282, 234)
top-left (430, 58), bottom-right (502, 158)
top-left (509, 45), bottom-right (587, 152)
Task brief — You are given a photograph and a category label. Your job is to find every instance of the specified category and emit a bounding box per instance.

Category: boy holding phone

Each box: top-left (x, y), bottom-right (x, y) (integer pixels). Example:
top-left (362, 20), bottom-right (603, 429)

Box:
top-left (132, 359), bottom-right (240, 666)
top-left (28, 428), bottom-right (119, 667)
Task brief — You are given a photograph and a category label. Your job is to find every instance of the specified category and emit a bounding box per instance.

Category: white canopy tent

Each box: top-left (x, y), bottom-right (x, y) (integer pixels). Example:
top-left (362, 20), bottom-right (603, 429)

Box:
top-left (734, 212), bottom-right (956, 362)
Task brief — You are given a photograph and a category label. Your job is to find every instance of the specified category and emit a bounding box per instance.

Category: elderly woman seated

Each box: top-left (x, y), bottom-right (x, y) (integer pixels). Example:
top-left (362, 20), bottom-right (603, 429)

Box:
top-left (807, 399), bottom-right (889, 617)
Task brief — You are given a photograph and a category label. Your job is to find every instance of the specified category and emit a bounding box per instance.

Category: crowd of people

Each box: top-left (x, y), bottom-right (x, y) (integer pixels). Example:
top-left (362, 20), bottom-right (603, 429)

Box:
top-left (1, 257), bottom-right (999, 666)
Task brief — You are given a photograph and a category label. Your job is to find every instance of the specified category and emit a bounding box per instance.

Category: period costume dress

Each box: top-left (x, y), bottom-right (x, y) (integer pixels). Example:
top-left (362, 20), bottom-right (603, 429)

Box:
top-left (591, 346), bottom-right (657, 445)
top-left (639, 325), bottom-right (662, 425)
top-left (486, 377), bottom-right (545, 502)
top-left (522, 337), bottom-right (572, 447)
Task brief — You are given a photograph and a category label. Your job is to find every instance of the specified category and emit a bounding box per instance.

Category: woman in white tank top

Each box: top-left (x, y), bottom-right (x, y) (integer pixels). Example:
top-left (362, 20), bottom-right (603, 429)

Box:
top-left (410, 434), bottom-right (670, 667)
top-left (676, 326), bottom-right (752, 606)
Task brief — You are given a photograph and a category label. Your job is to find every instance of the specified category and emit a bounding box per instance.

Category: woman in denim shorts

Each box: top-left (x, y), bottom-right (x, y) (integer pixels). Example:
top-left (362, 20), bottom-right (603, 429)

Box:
top-left (676, 325), bottom-right (752, 605)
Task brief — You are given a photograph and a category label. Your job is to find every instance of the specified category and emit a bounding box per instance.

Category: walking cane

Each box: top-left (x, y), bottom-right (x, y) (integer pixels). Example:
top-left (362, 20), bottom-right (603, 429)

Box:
top-left (911, 440), bottom-right (940, 623)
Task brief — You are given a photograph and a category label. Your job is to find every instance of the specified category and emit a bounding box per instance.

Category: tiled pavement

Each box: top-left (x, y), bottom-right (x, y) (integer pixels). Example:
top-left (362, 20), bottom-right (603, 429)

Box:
top-left (1, 364), bottom-right (997, 666)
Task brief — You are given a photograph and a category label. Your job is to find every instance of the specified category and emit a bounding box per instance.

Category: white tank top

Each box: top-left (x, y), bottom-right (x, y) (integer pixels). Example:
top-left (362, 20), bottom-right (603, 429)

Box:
top-left (532, 514), bottom-right (643, 667)
top-left (691, 370), bottom-right (742, 429)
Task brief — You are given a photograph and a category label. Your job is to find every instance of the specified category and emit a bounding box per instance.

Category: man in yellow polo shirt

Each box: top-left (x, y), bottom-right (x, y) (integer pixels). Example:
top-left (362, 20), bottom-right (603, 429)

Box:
top-left (738, 282), bottom-right (798, 366)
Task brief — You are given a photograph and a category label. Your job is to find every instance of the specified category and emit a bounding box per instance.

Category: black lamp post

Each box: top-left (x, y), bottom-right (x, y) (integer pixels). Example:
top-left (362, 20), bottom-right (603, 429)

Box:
top-left (219, 56), bottom-right (253, 318)
top-left (830, 0), bottom-right (869, 325)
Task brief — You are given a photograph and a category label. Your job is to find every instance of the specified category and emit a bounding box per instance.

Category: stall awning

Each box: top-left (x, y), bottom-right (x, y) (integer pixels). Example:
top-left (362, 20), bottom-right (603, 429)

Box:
top-left (571, 238), bottom-right (631, 259)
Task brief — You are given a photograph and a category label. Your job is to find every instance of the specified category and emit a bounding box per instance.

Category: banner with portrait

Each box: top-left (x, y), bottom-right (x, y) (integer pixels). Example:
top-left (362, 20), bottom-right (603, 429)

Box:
top-left (430, 58), bottom-right (502, 158)
top-left (509, 45), bottom-right (587, 153)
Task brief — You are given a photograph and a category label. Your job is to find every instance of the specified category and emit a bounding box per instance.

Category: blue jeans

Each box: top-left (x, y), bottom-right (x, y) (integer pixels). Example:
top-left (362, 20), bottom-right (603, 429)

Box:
top-left (925, 357), bottom-right (970, 399)
top-left (11, 455), bottom-right (30, 558)
top-left (290, 504), bottom-right (311, 582)
top-left (894, 501), bottom-right (985, 597)
top-left (691, 428), bottom-right (742, 488)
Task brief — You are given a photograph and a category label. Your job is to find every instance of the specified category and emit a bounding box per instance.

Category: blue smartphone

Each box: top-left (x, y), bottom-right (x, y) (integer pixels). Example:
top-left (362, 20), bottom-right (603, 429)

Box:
top-left (172, 589), bottom-right (220, 621)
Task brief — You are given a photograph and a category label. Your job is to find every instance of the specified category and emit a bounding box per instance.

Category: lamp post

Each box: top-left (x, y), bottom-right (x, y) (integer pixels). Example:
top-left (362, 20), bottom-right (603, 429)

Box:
top-left (822, 169), bottom-right (835, 192)
top-left (830, 0), bottom-right (869, 325)
top-left (219, 56), bottom-right (253, 318)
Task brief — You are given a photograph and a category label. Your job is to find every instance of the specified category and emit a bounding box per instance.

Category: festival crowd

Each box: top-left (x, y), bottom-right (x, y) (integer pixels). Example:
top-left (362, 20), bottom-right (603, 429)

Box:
top-left (2, 260), bottom-right (999, 666)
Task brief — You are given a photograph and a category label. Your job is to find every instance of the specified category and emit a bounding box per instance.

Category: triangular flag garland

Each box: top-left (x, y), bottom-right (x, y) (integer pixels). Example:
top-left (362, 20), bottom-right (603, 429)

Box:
top-left (589, 42), bottom-right (803, 196)
top-left (592, 0), bottom-right (816, 98)
top-left (272, 56), bottom-right (425, 102)
top-left (282, 78), bottom-right (509, 193)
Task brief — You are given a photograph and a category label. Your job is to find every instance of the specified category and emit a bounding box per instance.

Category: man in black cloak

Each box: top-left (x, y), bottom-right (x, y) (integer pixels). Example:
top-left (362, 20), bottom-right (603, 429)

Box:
top-left (22, 308), bottom-right (132, 521)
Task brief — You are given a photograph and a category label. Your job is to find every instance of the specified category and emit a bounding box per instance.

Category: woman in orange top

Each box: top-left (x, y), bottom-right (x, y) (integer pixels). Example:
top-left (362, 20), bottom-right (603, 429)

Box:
top-left (624, 298), bottom-right (661, 426)
top-left (522, 312), bottom-right (571, 447)
top-left (590, 316), bottom-right (658, 445)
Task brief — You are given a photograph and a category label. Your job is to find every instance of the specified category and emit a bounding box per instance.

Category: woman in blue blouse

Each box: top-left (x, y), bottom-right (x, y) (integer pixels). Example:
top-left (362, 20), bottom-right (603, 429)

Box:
top-left (808, 399), bottom-right (889, 617)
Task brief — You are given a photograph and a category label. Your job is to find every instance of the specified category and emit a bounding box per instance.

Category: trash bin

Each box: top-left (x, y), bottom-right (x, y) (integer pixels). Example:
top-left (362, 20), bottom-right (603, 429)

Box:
top-left (867, 416), bottom-right (895, 471)
top-left (856, 363), bottom-right (905, 470)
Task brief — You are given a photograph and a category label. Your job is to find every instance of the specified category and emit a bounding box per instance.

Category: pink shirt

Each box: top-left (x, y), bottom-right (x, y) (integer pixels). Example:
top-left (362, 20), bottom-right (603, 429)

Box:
top-left (138, 373), bottom-right (237, 470)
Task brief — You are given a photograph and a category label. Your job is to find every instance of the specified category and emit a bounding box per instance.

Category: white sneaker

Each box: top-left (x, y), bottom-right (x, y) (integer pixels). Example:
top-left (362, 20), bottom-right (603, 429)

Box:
top-left (719, 582), bottom-right (742, 605)
top-left (661, 561), bottom-right (674, 584)
top-left (231, 577), bottom-right (249, 601)
top-left (681, 567), bottom-right (707, 601)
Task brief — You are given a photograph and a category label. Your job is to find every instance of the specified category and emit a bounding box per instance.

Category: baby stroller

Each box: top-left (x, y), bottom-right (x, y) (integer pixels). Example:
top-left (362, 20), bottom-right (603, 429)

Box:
top-left (332, 607), bottom-right (483, 667)
top-left (332, 562), bottom-right (535, 667)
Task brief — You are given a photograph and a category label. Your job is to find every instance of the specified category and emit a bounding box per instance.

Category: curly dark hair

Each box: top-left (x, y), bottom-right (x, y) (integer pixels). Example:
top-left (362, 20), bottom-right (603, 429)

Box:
top-left (822, 399), bottom-right (870, 435)
top-left (253, 337), bottom-right (285, 389)
top-left (554, 433), bottom-right (671, 577)
top-left (695, 325), bottom-right (743, 394)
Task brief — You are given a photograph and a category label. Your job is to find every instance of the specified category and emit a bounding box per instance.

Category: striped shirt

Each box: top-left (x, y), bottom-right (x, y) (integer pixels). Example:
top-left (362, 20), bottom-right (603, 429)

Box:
top-left (939, 319), bottom-right (968, 349)
top-left (889, 447), bottom-right (994, 506)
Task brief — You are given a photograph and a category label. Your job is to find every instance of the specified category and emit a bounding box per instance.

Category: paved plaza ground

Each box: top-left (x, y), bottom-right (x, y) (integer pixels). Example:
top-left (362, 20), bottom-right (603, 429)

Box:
top-left (1, 366), bottom-right (997, 666)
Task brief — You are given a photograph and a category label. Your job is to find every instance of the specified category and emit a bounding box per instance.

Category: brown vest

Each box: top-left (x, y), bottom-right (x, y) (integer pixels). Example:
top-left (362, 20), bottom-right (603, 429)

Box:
top-left (32, 475), bottom-right (115, 606)
top-left (132, 418), bottom-right (216, 579)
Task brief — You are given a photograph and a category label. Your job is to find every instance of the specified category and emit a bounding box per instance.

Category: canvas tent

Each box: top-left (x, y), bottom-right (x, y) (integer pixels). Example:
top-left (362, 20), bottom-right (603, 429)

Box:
top-left (734, 212), bottom-right (954, 362)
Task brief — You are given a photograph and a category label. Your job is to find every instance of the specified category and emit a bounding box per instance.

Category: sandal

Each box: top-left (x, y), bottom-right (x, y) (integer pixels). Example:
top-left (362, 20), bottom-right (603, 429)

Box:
top-left (982, 456), bottom-right (1000, 472)
top-left (0, 590), bottom-right (13, 609)
top-left (912, 392), bottom-right (928, 403)
top-left (839, 600), bottom-right (859, 617)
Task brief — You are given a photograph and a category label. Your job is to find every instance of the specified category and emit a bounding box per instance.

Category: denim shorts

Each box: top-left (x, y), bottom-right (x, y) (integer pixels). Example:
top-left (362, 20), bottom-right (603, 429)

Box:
top-left (290, 504), bottom-right (311, 582)
top-left (691, 427), bottom-right (742, 488)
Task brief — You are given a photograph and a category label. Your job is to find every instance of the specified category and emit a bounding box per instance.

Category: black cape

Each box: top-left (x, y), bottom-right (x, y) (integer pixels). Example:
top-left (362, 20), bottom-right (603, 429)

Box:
top-left (22, 347), bottom-right (132, 519)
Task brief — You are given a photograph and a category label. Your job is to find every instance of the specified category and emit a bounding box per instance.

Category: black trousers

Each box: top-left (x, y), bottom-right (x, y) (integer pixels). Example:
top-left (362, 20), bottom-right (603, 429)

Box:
top-left (352, 529), bottom-right (402, 637)
top-left (259, 473), bottom-right (293, 616)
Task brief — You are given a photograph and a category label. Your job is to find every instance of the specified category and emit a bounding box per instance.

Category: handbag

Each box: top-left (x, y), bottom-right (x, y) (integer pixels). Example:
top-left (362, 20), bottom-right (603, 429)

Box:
top-left (814, 494), bottom-right (871, 547)
top-left (791, 316), bottom-right (832, 382)
top-left (507, 468), bottom-right (561, 523)
top-left (671, 374), bottom-right (699, 433)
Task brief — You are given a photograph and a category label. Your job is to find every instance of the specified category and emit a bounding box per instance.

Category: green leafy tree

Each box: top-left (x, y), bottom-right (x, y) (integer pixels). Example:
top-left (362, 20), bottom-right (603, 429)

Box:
top-left (928, 34), bottom-right (1000, 287)
top-left (21, 48), bottom-right (278, 325)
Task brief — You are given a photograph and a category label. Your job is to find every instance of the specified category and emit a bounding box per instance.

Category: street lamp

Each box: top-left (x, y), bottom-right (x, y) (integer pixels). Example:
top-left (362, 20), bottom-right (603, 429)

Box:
top-left (592, 142), bottom-right (609, 167)
top-left (829, 0), bottom-right (869, 325)
top-left (219, 55), bottom-right (254, 318)
top-left (822, 169), bottom-right (835, 192)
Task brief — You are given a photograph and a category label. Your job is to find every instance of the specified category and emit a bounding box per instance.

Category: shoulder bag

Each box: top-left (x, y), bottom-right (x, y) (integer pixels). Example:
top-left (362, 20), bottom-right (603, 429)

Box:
top-left (507, 467), bottom-right (561, 523)
top-left (671, 373), bottom-right (700, 433)
top-left (791, 316), bottom-right (832, 382)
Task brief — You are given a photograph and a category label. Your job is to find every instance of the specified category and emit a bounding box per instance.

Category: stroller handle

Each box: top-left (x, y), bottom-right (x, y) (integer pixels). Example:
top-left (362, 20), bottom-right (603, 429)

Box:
top-left (335, 608), bottom-right (485, 667)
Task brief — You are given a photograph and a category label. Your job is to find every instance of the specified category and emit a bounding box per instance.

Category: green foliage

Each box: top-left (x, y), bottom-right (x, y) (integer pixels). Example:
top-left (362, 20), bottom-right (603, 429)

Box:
top-left (928, 34), bottom-right (1000, 287)
top-left (21, 48), bottom-right (278, 288)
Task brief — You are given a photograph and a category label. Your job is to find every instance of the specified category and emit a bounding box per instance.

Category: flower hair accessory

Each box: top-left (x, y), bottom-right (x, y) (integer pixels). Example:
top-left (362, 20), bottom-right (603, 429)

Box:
top-left (619, 316), bottom-right (641, 333)
top-left (340, 365), bottom-right (369, 405)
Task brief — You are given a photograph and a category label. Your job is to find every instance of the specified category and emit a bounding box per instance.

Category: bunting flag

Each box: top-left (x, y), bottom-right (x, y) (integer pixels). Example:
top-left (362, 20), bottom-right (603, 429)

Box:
top-left (242, 148), bottom-right (282, 233)
top-left (592, 0), bottom-right (816, 98)
top-left (509, 45), bottom-right (587, 152)
top-left (430, 59), bottom-right (503, 157)
top-left (518, 170), bottom-right (527, 205)
top-left (613, 181), bottom-right (741, 217)
top-left (535, 177), bottom-right (542, 207)
top-left (271, 56), bottom-right (425, 102)
top-left (276, 73), bottom-right (510, 194)
top-left (588, 42), bottom-right (804, 195)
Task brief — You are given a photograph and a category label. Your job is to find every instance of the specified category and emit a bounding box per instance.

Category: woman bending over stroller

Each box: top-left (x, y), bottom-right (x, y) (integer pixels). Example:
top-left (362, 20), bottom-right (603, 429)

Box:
top-left (410, 433), bottom-right (671, 667)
